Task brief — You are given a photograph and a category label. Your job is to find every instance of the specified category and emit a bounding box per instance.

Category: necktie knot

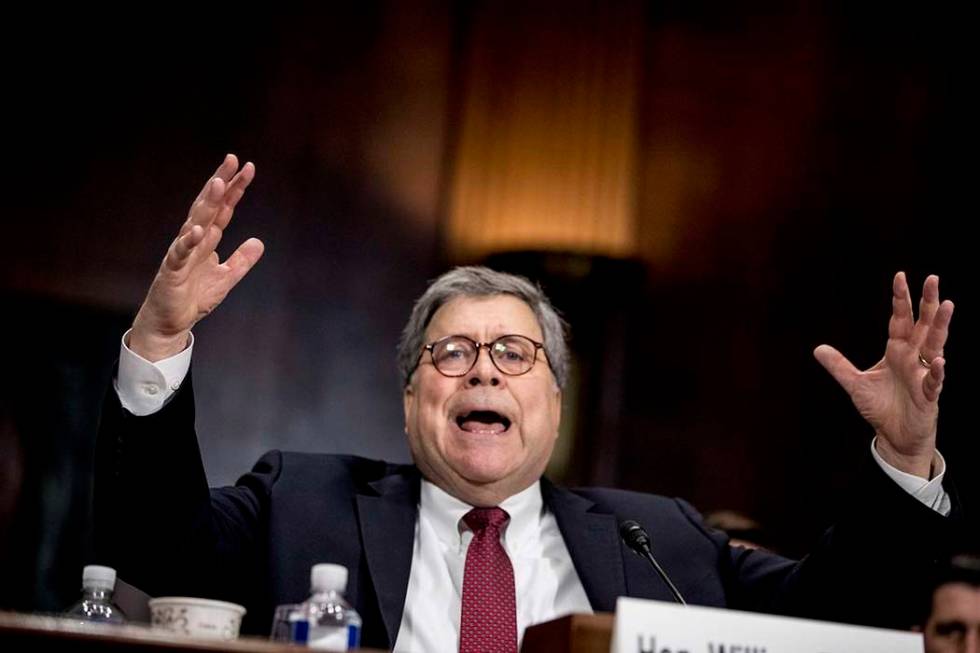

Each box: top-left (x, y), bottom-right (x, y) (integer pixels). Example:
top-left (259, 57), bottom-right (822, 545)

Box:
top-left (463, 507), bottom-right (509, 534)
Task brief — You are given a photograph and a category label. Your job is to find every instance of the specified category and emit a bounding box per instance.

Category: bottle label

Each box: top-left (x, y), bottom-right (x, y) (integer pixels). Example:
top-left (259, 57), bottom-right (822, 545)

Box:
top-left (290, 619), bottom-right (310, 644)
top-left (347, 623), bottom-right (361, 649)
top-left (308, 625), bottom-right (348, 650)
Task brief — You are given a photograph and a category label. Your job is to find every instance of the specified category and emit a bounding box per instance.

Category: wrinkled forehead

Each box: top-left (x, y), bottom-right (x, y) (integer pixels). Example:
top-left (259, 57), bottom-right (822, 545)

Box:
top-left (424, 294), bottom-right (544, 342)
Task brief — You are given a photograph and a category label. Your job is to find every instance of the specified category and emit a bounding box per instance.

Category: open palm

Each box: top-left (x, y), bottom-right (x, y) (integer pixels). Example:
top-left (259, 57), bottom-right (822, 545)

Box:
top-left (814, 273), bottom-right (953, 477)
top-left (130, 155), bottom-right (265, 361)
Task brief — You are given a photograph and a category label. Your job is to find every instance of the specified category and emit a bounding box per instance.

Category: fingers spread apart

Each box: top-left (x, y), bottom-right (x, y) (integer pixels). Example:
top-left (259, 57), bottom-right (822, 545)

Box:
top-left (889, 271), bottom-right (953, 361)
top-left (888, 272), bottom-right (913, 341)
top-left (165, 225), bottom-right (205, 272)
top-left (813, 344), bottom-right (860, 395)
top-left (212, 162), bottom-right (255, 231)
top-left (219, 238), bottom-right (265, 292)
top-left (910, 275), bottom-right (940, 346)
top-left (180, 156), bottom-right (255, 237)
top-left (922, 357), bottom-right (945, 402)
top-left (920, 300), bottom-right (954, 363)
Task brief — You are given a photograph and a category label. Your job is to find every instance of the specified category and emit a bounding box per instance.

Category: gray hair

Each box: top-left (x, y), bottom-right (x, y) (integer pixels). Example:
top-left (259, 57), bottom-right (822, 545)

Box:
top-left (398, 266), bottom-right (570, 388)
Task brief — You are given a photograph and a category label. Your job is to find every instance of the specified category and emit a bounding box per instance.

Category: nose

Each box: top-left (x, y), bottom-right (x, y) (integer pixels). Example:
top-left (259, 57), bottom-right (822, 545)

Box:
top-left (466, 345), bottom-right (501, 387)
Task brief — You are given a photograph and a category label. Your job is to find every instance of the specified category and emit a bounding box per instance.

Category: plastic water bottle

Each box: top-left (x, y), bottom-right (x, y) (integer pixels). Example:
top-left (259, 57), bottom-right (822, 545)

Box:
top-left (303, 563), bottom-right (361, 650)
top-left (64, 565), bottom-right (127, 625)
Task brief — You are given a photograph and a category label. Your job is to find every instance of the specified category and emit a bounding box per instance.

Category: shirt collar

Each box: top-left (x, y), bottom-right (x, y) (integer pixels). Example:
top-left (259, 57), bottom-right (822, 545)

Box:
top-left (419, 479), bottom-right (544, 554)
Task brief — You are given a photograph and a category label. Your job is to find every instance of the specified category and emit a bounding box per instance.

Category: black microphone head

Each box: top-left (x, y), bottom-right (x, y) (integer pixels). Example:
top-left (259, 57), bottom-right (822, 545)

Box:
top-left (619, 519), bottom-right (652, 553)
top-left (619, 519), bottom-right (688, 605)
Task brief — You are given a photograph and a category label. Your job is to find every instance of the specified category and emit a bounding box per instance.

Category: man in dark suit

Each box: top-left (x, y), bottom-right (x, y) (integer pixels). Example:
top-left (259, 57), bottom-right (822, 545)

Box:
top-left (96, 155), bottom-right (961, 651)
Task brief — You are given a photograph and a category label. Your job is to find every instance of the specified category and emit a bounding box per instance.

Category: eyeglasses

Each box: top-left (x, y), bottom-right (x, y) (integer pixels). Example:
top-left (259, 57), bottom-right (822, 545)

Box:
top-left (415, 334), bottom-right (546, 378)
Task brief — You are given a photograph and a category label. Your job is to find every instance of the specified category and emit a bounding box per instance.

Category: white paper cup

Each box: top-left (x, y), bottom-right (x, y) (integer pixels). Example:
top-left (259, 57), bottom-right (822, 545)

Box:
top-left (148, 597), bottom-right (246, 640)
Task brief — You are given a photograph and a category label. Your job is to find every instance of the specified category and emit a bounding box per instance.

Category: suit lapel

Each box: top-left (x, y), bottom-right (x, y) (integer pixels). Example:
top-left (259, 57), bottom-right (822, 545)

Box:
top-left (356, 469), bottom-right (420, 647)
top-left (542, 480), bottom-right (627, 612)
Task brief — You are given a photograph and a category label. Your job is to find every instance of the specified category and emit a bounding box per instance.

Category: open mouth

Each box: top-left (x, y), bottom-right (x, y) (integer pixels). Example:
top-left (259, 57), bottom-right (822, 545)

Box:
top-left (455, 410), bottom-right (512, 433)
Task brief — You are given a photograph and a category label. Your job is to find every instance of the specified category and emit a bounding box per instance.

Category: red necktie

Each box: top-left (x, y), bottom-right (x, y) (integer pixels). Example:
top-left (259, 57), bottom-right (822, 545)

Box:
top-left (459, 507), bottom-right (517, 653)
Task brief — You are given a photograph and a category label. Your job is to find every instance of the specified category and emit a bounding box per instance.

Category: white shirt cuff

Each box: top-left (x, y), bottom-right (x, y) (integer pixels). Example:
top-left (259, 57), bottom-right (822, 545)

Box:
top-left (870, 437), bottom-right (951, 516)
top-left (113, 329), bottom-right (193, 416)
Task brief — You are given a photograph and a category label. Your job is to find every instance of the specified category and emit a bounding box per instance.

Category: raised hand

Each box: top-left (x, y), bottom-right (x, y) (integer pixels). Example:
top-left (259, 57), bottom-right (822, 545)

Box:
top-left (129, 154), bottom-right (265, 362)
top-left (813, 272), bottom-right (954, 478)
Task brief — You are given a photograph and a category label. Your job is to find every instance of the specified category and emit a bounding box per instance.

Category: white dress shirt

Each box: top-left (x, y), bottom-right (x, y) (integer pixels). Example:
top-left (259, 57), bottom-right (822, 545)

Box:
top-left (393, 480), bottom-right (592, 652)
top-left (113, 331), bottom-right (953, 649)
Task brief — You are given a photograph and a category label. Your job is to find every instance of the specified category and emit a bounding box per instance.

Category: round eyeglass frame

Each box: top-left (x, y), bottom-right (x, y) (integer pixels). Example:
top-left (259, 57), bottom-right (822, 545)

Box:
top-left (414, 334), bottom-right (546, 379)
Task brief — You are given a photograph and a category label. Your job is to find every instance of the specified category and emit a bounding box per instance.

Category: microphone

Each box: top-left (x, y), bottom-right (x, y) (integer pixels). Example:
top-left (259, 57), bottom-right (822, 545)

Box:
top-left (619, 520), bottom-right (687, 605)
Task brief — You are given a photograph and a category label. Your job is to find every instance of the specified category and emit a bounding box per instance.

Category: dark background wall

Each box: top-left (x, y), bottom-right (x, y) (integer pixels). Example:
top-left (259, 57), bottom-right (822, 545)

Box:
top-left (1, 2), bottom-right (975, 613)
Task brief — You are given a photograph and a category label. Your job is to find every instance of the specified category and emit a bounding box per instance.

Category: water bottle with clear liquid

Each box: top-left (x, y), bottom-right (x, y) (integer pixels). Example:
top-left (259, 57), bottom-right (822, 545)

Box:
top-left (64, 565), bottom-right (127, 625)
top-left (302, 563), bottom-right (362, 650)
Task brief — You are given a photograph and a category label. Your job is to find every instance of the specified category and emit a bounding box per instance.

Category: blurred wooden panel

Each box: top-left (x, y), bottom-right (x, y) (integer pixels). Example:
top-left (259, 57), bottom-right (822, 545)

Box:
top-left (445, 1), bottom-right (644, 260)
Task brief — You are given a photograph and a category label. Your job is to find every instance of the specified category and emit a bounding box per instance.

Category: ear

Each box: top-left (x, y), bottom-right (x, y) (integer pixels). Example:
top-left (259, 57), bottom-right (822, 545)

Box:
top-left (402, 383), bottom-right (415, 434)
top-left (550, 387), bottom-right (562, 437)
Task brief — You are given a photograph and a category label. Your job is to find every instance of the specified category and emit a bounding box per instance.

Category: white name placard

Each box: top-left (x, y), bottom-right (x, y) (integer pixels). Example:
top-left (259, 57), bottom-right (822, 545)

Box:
top-left (611, 597), bottom-right (923, 653)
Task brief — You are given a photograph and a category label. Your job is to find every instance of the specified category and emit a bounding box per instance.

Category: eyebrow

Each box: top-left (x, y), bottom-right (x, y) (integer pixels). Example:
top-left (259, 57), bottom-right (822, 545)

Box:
top-left (933, 619), bottom-right (969, 635)
top-left (427, 332), bottom-right (541, 344)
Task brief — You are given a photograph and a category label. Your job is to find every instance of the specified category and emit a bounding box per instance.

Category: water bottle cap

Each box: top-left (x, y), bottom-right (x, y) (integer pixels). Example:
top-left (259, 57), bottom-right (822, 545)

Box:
top-left (82, 565), bottom-right (116, 590)
top-left (310, 563), bottom-right (348, 593)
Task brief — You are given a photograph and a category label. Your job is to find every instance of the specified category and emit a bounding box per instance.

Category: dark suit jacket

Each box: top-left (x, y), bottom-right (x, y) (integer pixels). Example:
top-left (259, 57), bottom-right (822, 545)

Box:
top-left (94, 373), bottom-right (962, 648)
